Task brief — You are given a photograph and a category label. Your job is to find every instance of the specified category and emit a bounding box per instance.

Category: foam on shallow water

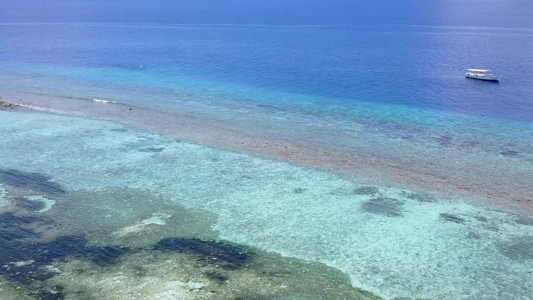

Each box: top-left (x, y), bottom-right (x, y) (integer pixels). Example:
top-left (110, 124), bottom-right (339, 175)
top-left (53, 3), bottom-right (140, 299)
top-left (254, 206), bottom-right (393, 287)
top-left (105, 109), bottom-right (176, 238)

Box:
top-left (0, 110), bottom-right (532, 300)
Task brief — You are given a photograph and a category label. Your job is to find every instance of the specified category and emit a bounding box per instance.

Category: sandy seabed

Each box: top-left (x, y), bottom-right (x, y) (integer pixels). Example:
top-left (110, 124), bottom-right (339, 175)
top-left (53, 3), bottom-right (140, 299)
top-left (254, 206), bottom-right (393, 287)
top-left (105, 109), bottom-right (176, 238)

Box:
top-left (4, 95), bottom-right (532, 214)
top-left (1, 98), bottom-right (532, 300)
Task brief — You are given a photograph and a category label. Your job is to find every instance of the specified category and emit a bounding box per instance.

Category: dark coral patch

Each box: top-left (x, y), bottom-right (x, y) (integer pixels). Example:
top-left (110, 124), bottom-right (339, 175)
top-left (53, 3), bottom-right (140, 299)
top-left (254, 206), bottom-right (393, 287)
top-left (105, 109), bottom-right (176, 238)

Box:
top-left (0, 225), bottom-right (40, 241)
top-left (437, 134), bottom-right (454, 146)
top-left (29, 236), bottom-right (128, 267)
top-left (14, 197), bottom-right (47, 212)
top-left (0, 212), bottom-right (41, 227)
top-left (154, 238), bottom-right (253, 270)
top-left (439, 213), bottom-right (466, 224)
top-left (0, 212), bottom-right (42, 241)
top-left (514, 215), bottom-right (533, 226)
top-left (293, 187), bottom-right (306, 194)
top-left (467, 232), bottom-right (482, 239)
top-left (474, 215), bottom-right (488, 222)
top-left (205, 271), bottom-right (229, 283)
top-left (497, 237), bottom-right (533, 260)
top-left (361, 197), bottom-right (403, 217)
top-left (483, 224), bottom-right (499, 232)
top-left (353, 186), bottom-right (379, 196)
top-left (110, 128), bottom-right (128, 132)
top-left (500, 150), bottom-right (520, 157)
top-left (0, 263), bottom-right (56, 283)
top-left (36, 290), bottom-right (65, 300)
top-left (438, 135), bottom-right (453, 142)
top-left (404, 192), bottom-right (437, 203)
top-left (0, 169), bottom-right (65, 194)
top-left (0, 232), bottom-right (128, 283)
top-left (137, 147), bottom-right (165, 153)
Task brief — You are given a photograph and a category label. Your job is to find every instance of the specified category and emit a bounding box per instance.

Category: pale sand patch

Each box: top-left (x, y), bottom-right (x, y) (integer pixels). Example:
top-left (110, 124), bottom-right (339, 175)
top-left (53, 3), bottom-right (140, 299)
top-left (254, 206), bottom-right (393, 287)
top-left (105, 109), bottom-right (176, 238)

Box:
top-left (24, 195), bottom-right (56, 212)
top-left (0, 184), bottom-right (7, 210)
top-left (142, 213), bottom-right (171, 225)
top-left (12, 260), bottom-right (35, 267)
top-left (4, 96), bottom-right (532, 213)
top-left (114, 213), bottom-right (172, 237)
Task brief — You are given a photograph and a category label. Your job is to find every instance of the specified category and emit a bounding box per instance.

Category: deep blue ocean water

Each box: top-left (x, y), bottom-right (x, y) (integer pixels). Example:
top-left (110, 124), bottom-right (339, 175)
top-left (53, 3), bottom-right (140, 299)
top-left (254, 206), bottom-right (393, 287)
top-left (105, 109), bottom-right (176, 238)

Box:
top-left (1, 1), bottom-right (533, 299)
top-left (1, 0), bottom-right (533, 122)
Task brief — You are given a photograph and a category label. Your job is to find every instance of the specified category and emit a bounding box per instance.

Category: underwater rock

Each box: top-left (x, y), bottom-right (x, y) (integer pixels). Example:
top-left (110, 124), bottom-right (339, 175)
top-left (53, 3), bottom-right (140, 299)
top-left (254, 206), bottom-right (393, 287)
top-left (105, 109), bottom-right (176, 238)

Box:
top-left (474, 215), bottom-right (488, 223)
top-left (0, 169), bottom-right (65, 194)
top-left (0, 226), bottom-right (40, 241)
top-left (361, 197), bottom-right (404, 217)
top-left (497, 237), bottom-right (533, 260)
top-left (437, 134), bottom-right (453, 146)
top-left (499, 150), bottom-right (520, 157)
top-left (205, 271), bottom-right (229, 283)
top-left (36, 290), bottom-right (64, 300)
top-left (0, 262), bottom-right (56, 283)
top-left (154, 238), bottom-right (253, 270)
top-left (37, 236), bottom-right (129, 266)
top-left (137, 146), bottom-right (165, 153)
top-left (0, 100), bottom-right (17, 110)
top-left (483, 224), bottom-right (499, 232)
top-left (110, 128), bottom-right (128, 132)
top-left (0, 233), bottom-right (128, 283)
top-left (403, 192), bottom-right (437, 203)
top-left (439, 213), bottom-right (466, 224)
top-left (293, 187), bottom-right (306, 194)
top-left (353, 186), bottom-right (380, 196)
top-left (0, 212), bottom-right (41, 227)
top-left (467, 232), bottom-right (482, 239)
top-left (0, 212), bottom-right (42, 241)
top-left (514, 215), bottom-right (533, 226)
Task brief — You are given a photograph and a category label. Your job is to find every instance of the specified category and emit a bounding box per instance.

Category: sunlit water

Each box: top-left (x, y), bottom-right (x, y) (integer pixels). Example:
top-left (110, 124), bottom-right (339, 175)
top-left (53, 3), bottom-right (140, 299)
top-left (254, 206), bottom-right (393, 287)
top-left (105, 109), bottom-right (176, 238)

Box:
top-left (0, 111), bottom-right (532, 299)
top-left (1, 0), bottom-right (533, 299)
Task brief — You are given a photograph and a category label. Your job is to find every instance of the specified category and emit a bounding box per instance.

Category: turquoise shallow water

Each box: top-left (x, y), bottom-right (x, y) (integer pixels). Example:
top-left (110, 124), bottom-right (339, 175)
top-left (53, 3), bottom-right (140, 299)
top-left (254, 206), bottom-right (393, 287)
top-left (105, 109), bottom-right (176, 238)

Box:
top-left (1, 1), bottom-right (532, 298)
top-left (1, 110), bottom-right (531, 299)
top-left (4, 61), bottom-right (533, 210)
top-left (1, 16), bottom-right (532, 207)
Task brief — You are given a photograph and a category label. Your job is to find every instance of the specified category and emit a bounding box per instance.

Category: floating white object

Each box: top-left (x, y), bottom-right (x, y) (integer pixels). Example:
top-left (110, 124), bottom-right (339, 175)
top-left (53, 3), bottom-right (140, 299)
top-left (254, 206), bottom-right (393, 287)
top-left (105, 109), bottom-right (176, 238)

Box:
top-left (92, 99), bottom-right (117, 103)
top-left (465, 69), bottom-right (499, 82)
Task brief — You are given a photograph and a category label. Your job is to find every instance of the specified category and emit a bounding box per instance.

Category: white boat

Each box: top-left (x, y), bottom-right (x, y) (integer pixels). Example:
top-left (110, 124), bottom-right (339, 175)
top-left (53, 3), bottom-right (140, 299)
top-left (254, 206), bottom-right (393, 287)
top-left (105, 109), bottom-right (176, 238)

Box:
top-left (465, 69), bottom-right (499, 82)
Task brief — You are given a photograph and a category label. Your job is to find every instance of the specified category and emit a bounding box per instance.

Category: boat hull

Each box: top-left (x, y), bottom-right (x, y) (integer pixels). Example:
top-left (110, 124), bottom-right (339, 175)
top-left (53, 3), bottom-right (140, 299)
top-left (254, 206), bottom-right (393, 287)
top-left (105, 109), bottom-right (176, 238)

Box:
top-left (466, 75), bottom-right (499, 82)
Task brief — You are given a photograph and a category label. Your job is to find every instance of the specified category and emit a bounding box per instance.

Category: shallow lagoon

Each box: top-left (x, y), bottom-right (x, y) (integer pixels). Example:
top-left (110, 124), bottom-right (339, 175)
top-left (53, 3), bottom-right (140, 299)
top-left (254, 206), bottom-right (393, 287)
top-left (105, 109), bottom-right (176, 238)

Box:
top-left (1, 110), bottom-right (531, 300)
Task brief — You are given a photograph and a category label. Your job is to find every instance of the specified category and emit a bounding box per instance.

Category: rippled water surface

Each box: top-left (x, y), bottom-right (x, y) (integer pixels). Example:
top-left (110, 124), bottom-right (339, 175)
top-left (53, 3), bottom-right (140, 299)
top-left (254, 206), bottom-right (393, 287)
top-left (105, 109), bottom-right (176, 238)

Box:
top-left (1, 0), bottom-right (532, 299)
top-left (0, 112), bottom-right (532, 299)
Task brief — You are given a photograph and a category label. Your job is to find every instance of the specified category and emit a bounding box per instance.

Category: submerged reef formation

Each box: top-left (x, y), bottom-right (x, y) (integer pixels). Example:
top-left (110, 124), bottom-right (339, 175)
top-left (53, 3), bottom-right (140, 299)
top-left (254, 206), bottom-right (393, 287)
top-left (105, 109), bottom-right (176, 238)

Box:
top-left (361, 197), bottom-right (404, 217)
top-left (0, 171), bottom-right (381, 300)
top-left (0, 113), bottom-right (532, 300)
top-left (0, 169), bottom-right (65, 195)
top-left (0, 100), bottom-right (18, 110)
top-left (154, 238), bottom-right (253, 270)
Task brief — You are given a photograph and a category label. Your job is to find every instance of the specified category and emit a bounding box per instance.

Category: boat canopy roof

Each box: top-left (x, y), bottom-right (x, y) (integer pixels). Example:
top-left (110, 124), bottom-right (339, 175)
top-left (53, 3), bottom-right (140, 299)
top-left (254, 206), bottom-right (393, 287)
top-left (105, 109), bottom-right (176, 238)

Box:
top-left (467, 69), bottom-right (493, 73)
